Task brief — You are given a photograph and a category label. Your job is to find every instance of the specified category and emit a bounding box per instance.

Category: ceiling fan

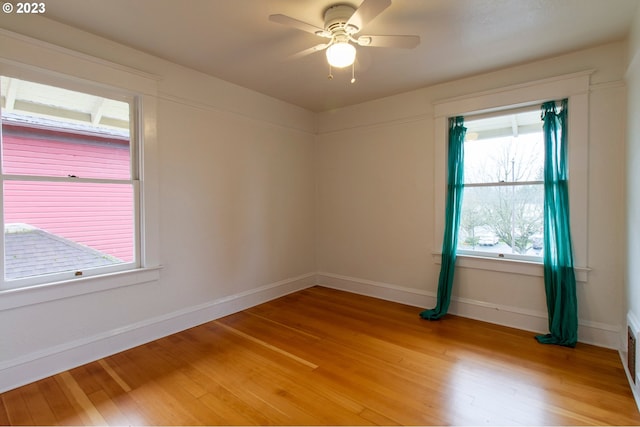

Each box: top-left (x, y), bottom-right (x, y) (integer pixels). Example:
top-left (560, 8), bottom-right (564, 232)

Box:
top-left (269, 0), bottom-right (420, 82)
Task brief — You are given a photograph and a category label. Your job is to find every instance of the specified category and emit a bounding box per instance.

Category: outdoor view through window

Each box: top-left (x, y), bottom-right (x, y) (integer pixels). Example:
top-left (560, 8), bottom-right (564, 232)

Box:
top-left (1, 76), bottom-right (135, 284)
top-left (458, 109), bottom-right (544, 261)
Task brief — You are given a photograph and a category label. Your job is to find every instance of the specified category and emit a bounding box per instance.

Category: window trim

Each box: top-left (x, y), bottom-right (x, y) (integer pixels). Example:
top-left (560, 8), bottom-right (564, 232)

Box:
top-left (0, 29), bottom-right (161, 309)
top-left (433, 71), bottom-right (591, 280)
top-left (431, 252), bottom-right (591, 282)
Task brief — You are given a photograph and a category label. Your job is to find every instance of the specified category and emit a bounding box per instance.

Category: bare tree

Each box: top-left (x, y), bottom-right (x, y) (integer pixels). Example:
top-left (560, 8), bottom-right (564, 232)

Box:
top-left (461, 133), bottom-right (544, 254)
top-left (484, 185), bottom-right (542, 254)
top-left (460, 199), bottom-right (485, 248)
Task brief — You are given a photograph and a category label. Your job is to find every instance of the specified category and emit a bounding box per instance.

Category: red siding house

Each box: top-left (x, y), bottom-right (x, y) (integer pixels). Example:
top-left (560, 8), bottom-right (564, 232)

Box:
top-left (2, 118), bottom-right (134, 270)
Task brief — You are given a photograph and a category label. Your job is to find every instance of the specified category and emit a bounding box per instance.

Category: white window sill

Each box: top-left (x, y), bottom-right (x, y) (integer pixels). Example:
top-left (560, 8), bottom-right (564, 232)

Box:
top-left (0, 266), bottom-right (162, 311)
top-left (432, 252), bottom-right (590, 282)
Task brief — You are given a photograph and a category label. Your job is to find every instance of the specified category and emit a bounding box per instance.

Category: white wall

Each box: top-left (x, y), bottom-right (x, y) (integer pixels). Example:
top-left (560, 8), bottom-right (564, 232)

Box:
top-left (0, 16), bottom-right (317, 391)
top-left (316, 41), bottom-right (628, 349)
top-left (626, 2), bottom-right (640, 401)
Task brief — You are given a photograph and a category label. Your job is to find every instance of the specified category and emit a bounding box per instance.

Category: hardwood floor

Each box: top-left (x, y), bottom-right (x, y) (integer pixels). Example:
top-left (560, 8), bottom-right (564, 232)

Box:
top-left (2, 286), bottom-right (639, 425)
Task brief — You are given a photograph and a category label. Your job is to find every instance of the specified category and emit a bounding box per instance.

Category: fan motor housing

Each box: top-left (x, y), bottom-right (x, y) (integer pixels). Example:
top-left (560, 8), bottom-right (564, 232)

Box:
top-left (324, 4), bottom-right (358, 33)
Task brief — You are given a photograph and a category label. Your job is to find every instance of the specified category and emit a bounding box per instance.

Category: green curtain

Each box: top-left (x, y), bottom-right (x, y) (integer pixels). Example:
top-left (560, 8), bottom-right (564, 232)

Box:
top-left (536, 99), bottom-right (578, 347)
top-left (421, 116), bottom-right (466, 320)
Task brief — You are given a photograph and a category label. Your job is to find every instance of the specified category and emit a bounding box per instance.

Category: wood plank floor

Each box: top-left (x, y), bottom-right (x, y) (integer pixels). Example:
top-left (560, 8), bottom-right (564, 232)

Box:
top-left (2, 286), bottom-right (639, 425)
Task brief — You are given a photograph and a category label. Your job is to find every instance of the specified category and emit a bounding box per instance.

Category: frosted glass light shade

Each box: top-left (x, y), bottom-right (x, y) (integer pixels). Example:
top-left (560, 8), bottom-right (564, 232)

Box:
top-left (326, 42), bottom-right (356, 68)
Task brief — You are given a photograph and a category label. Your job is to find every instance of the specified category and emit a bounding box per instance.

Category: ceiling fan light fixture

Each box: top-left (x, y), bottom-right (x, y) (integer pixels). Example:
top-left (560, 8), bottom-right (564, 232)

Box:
top-left (270, 0), bottom-right (420, 80)
top-left (326, 42), bottom-right (356, 68)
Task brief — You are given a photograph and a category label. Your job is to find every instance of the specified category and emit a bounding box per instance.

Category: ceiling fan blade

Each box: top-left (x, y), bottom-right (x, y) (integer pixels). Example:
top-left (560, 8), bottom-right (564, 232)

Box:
top-left (288, 43), bottom-right (330, 60)
top-left (269, 14), bottom-right (330, 37)
top-left (347, 0), bottom-right (392, 32)
top-left (357, 35), bottom-right (420, 48)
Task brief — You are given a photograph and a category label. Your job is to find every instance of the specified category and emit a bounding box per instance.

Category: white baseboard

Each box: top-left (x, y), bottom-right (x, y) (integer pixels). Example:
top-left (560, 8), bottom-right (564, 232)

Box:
top-left (0, 272), bottom-right (316, 393)
top-left (627, 361), bottom-right (640, 413)
top-left (316, 272), bottom-right (437, 308)
top-left (317, 272), bottom-right (621, 349)
top-left (623, 311), bottom-right (640, 412)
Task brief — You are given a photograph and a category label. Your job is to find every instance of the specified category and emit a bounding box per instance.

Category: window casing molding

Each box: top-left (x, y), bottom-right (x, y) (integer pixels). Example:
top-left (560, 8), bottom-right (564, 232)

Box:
top-left (0, 29), bottom-right (161, 309)
top-left (433, 71), bottom-right (592, 281)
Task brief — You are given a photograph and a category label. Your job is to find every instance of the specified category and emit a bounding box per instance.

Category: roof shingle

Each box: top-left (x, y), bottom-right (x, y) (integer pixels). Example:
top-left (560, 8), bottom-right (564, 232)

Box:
top-left (5, 223), bottom-right (122, 280)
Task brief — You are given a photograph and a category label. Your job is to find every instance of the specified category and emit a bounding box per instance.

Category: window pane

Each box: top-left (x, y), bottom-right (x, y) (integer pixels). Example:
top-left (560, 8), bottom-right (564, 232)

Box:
top-left (4, 181), bottom-right (134, 280)
top-left (458, 184), bottom-right (544, 257)
top-left (464, 111), bottom-right (543, 184)
top-left (1, 76), bottom-right (131, 180)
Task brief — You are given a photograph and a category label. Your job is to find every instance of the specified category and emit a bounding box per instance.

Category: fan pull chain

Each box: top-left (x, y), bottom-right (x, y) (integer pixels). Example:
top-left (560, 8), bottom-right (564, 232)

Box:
top-left (327, 63), bottom-right (356, 83)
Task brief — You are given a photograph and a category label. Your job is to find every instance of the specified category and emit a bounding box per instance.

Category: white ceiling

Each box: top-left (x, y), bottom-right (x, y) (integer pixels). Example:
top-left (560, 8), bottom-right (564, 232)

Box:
top-left (39, 0), bottom-right (638, 112)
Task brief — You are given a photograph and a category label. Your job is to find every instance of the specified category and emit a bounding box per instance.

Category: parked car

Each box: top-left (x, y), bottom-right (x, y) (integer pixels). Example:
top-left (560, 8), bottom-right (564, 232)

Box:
top-left (478, 234), bottom-right (499, 246)
top-left (532, 234), bottom-right (543, 250)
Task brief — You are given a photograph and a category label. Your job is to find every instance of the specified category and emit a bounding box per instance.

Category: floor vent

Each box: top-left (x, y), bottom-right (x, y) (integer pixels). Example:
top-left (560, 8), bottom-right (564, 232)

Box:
top-left (629, 325), bottom-right (637, 384)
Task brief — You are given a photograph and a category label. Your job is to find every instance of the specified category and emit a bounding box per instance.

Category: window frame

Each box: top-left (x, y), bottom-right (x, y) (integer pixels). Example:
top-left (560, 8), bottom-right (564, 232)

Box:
top-left (456, 107), bottom-right (546, 262)
top-left (432, 71), bottom-right (591, 281)
top-left (1, 78), bottom-right (141, 289)
top-left (0, 29), bottom-right (161, 310)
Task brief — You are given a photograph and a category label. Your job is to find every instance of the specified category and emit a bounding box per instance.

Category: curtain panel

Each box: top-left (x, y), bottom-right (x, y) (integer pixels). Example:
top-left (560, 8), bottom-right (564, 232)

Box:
top-left (421, 116), bottom-right (466, 320)
top-left (536, 99), bottom-right (578, 347)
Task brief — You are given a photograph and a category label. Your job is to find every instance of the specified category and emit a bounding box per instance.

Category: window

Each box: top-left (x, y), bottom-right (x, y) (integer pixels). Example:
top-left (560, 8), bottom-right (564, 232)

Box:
top-left (457, 109), bottom-right (544, 261)
top-left (0, 30), bottom-right (160, 310)
top-left (1, 76), bottom-right (139, 289)
top-left (432, 72), bottom-right (590, 280)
